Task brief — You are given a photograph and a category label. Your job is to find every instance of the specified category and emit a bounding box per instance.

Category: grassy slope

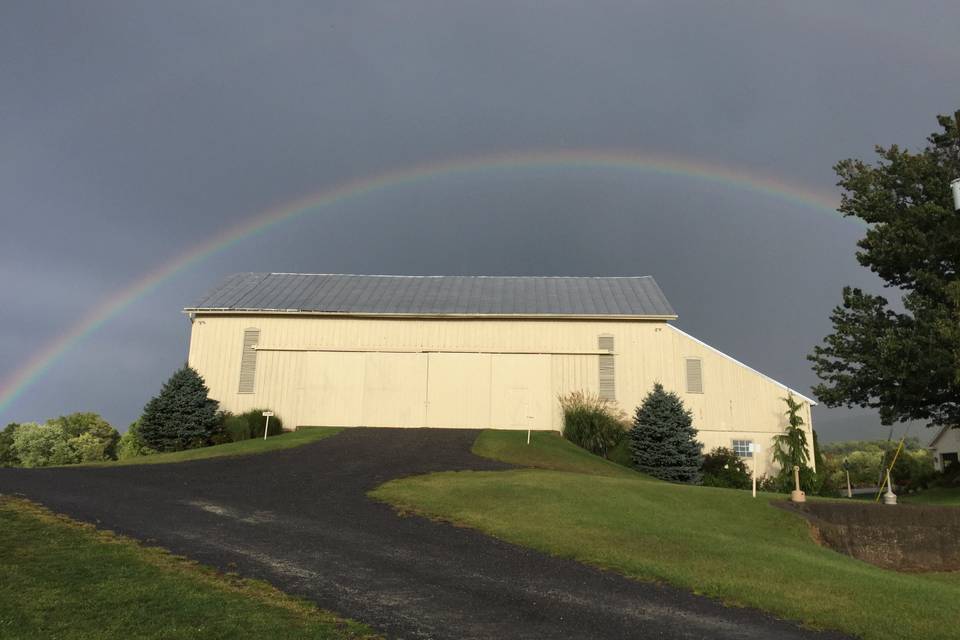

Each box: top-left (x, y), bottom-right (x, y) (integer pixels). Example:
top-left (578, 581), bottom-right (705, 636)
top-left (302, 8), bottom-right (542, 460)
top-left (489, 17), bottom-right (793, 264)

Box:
top-left (472, 430), bottom-right (640, 477)
top-left (0, 497), bottom-right (376, 640)
top-left (81, 427), bottom-right (342, 467)
top-left (372, 430), bottom-right (960, 640)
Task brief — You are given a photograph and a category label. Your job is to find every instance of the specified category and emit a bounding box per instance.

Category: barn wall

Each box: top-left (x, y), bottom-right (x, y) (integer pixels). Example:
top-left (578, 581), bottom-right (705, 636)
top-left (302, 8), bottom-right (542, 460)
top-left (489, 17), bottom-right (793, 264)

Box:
top-left (187, 314), bottom-right (815, 475)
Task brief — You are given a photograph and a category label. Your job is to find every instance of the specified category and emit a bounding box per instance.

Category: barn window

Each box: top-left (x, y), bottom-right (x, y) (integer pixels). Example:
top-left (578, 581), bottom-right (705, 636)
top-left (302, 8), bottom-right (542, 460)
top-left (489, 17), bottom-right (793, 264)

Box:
top-left (732, 439), bottom-right (753, 458)
top-left (598, 335), bottom-right (615, 401)
top-left (685, 358), bottom-right (703, 394)
top-left (238, 328), bottom-right (260, 393)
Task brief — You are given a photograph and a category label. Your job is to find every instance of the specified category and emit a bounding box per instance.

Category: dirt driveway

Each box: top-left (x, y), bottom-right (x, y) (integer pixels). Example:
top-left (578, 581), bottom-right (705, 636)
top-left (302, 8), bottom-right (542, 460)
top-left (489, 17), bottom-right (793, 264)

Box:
top-left (0, 428), bottom-right (848, 640)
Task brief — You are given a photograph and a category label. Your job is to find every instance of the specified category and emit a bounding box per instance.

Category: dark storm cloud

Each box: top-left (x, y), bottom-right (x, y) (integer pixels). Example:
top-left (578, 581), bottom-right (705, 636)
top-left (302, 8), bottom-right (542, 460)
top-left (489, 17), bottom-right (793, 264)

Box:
top-left (2, 1), bottom-right (958, 439)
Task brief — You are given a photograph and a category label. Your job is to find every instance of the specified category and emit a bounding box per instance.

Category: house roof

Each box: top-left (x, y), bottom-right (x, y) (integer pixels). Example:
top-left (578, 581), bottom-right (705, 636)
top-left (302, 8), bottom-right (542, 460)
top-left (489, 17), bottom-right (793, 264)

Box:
top-left (929, 425), bottom-right (951, 449)
top-left (185, 273), bottom-right (677, 319)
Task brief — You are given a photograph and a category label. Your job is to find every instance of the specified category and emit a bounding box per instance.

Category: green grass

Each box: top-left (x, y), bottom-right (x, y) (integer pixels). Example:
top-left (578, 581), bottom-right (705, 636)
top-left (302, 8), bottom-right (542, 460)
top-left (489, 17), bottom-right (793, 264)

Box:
top-left (901, 486), bottom-right (960, 506)
top-left (0, 497), bottom-right (377, 640)
top-left (372, 429), bottom-right (960, 640)
top-left (83, 427), bottom-right (342, 466)
top-left (472, 430), bottom-right (641, 478)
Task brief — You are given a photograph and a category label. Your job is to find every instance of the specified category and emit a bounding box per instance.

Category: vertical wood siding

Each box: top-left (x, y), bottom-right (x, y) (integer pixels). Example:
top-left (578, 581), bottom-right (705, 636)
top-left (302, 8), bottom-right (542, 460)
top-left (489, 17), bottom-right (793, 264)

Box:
top-left (187, 315), bottom-right (815, 475)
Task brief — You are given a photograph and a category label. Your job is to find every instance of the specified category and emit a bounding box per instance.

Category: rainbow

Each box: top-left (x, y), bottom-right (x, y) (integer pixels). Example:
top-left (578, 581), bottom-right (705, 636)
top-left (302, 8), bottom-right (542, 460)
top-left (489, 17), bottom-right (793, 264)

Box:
top-left (0, 149), bottom-right (843, 418)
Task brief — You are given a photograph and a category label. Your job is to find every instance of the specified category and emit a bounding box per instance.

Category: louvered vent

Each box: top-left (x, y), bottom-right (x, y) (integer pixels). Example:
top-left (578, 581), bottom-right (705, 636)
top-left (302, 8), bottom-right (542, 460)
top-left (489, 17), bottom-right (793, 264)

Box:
top-left (598, 335), bottom-right (615, 401)
top-left (685, 358), bottom-right (703, 394)
top-left (238, 328), bottom-right (260, 393)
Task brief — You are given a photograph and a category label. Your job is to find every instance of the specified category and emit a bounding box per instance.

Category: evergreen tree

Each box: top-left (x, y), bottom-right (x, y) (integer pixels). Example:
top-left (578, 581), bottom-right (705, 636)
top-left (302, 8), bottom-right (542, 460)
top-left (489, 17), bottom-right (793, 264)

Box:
top-left (629, 383), bottom-right (703, 483)
top-left (139, 366), bottom-right (221, 452)
top-left (771, 394), bottom-right (816, 492)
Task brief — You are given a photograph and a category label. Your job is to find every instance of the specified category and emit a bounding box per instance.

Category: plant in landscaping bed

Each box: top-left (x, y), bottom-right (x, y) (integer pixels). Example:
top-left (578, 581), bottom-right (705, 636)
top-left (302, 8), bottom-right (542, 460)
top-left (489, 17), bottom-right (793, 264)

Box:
top-left (770, 394), bottom-right (818, 493)
top-left (139, 365), bottom-right (221, 452)
top-left (559, 391), bottom-right (628, 459)
top-left (224, 415), bottom-right (253, 442)
top-left (628, 383), bottom-right (703, 483)
top-left (238, 409), bottom-right (284, 439)
top-left (700, 447), bottom-right (751, 489)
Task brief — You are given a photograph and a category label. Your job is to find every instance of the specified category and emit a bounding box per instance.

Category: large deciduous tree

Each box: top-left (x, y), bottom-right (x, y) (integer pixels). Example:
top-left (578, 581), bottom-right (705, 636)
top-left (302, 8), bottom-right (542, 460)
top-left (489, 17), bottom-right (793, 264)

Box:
top-left (139, 366), bottom-right (221, 452)
top-left (809, 111), bottom-right (960, 431)
top-left (47, 412), bottom-right (120, 460)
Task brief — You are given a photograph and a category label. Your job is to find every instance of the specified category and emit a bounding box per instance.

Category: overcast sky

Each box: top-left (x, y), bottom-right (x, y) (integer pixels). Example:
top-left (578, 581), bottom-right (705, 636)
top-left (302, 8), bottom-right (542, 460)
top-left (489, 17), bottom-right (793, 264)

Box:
top-left (2, 2), bottom-right (958, 440)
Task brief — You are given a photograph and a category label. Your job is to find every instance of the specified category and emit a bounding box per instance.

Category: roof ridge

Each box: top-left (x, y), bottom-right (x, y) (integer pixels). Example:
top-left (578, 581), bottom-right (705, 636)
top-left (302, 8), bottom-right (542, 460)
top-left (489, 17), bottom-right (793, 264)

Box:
top-left (185, 273), bottom-right (677, 318)
top-left (262, 273), bottom-right (655, 279)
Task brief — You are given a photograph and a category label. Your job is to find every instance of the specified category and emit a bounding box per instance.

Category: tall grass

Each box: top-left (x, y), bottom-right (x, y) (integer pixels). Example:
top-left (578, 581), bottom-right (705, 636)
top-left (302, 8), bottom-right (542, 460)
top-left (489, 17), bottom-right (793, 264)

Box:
top-left (559, 392), bottom-right (629, 459)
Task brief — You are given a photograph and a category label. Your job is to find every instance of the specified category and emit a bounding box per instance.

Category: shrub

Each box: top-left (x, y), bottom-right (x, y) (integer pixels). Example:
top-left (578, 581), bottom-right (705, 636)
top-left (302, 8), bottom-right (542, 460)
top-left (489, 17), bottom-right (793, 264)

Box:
top-left (47, 412), bottom-right (120, 460)
top-left (891, 448), bottom-right (936, 491)
top-left (139, 366), bottom-right (221, 452)
top-left (224, 415), bottom-right (252, 442)
top-left (559, 392), bottom-right (627, 458)
top-left (0, 423), bottom-right (20, 467)
top-left (12, 423), bottom-right (76, 467)
top-left (701, 447), bottom-right (752, 489)
top-left (607, 437), bottom-right (632, 467)
top-left (68, 432), bottom-right (111, 463)
top-left (116, 421), bottom-right (156, 460)
top-left (237, 409), bottom-right (284, 439)
top-left (629, 383), bottom-right (703, 483)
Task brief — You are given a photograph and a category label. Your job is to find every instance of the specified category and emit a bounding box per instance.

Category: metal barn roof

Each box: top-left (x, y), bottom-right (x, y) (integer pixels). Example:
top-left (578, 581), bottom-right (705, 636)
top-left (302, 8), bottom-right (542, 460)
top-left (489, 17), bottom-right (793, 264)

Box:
top-left (186, 273), bottom-right (677, 318)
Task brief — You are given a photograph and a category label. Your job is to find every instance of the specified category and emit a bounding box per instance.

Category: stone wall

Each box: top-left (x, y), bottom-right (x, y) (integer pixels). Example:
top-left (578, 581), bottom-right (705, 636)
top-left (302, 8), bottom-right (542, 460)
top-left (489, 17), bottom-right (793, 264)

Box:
top-left (780, 501), bottom-right (960, 572)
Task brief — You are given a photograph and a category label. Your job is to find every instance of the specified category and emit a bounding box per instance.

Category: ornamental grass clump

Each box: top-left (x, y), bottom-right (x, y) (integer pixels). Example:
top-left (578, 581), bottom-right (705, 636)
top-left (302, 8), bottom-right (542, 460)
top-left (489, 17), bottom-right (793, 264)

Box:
top-left (559, 391), bottom-right (628, 459)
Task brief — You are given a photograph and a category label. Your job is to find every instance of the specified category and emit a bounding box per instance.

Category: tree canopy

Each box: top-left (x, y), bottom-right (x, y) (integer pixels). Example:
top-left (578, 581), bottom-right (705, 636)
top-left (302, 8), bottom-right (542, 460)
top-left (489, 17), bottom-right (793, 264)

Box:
top-left (809, 110), bottom-right (960, 430)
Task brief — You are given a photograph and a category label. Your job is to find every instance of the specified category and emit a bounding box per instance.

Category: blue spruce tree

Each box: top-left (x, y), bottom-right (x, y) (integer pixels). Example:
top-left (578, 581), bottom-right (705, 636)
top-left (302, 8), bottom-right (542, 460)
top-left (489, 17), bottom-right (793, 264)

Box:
top-left (139, 365), bottom-right (221, 452)
top-left (629, 383), bottom-right (703, 483)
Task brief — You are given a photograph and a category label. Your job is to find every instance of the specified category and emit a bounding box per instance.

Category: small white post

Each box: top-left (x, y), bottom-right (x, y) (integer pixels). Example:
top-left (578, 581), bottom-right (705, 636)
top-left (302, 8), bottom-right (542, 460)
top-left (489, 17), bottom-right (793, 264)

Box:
top-left (749, 442), bottom-right (757, 497)
top-left (790, 465), bottom-right (806, 503)
top-left (527, 429), bottom-right (531, 445)
top-left (846, 470), bottom-right (852, 498)
top-left (883, 468), bottom-right (897, 505)
top-left (261, 411), bottom-right (274, 440)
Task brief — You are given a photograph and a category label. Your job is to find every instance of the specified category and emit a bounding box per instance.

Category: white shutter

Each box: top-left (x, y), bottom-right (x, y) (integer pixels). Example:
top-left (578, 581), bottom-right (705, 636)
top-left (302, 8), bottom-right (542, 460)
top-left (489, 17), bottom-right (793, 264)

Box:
top-left (685, 358), bottom-right (703, 394)
top-left (598, 335), bottom-right (615, 401)
top-left (238, 328), bottom-right (260, 393)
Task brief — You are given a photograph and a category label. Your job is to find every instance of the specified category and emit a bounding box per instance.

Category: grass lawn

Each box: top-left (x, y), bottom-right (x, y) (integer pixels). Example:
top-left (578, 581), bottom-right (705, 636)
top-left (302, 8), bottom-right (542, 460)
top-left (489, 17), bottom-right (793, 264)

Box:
top-left (372, 430), bottom-right (960, 640)
top-left (901, 486), bottom-right (960, 506)
top-left (81, 427), bottom-right (342, 467)
top-left (0, 497), bottom-right (376, 640)
top-left (472, 429), bottom-right (640, 478)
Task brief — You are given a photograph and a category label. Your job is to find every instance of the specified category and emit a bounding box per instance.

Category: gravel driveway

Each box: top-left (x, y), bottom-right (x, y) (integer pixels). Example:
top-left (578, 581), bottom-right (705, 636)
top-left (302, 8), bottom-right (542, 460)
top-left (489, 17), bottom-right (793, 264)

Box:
top-left (0, 428), bottom-right (848, 640)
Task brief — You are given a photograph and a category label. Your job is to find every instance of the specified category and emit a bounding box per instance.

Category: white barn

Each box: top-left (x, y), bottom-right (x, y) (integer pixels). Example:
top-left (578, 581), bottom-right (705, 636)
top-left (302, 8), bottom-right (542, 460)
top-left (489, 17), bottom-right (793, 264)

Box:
top-left (185, 273), bottom-right (816, 475)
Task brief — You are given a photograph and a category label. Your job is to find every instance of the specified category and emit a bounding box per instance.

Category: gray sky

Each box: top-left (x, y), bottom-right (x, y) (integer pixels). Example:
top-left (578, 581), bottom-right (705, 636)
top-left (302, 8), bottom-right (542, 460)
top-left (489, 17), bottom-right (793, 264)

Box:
top-left (2, 1), bottom-right (958, 441)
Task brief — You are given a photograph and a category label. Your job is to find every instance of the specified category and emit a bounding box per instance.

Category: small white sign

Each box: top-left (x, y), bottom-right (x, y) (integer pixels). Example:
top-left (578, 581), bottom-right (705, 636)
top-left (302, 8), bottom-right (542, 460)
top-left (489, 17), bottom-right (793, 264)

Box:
top-left (261, 411), bottom-right (274, 417)
top-left (747, 442), bottom-right (755, 453)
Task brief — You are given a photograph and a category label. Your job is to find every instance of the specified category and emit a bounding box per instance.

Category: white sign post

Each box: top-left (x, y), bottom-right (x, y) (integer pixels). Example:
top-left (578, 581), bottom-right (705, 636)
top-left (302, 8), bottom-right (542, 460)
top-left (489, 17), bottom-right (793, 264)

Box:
top-left (261, 411), bottom-right (274, 440)
top-left (749, 442), bottom-right (758, 498)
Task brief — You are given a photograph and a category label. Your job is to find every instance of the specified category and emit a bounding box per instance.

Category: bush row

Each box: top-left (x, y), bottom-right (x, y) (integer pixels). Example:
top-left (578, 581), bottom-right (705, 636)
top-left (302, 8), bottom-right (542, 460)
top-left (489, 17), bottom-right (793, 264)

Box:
top-left (2, 366), bottom-right (286, 467)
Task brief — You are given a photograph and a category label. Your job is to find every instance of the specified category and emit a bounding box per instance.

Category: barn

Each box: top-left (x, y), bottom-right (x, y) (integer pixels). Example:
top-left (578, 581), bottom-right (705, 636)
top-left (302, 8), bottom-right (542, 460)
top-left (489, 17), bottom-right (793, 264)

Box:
top-left (185, 273), bottom-right (816, 475)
